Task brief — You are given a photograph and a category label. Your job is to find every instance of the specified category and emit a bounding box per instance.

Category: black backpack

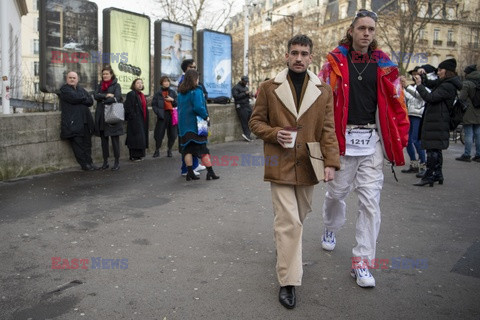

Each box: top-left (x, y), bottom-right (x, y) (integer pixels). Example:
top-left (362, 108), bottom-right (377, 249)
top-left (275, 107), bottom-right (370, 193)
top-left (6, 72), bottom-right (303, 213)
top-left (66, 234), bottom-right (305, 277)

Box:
top-left (449, 93), bottom-right (467, 131)
top-left (469, 80), bottom-right (480, 109)
top-left (210, 96), bottom-right (231, 104)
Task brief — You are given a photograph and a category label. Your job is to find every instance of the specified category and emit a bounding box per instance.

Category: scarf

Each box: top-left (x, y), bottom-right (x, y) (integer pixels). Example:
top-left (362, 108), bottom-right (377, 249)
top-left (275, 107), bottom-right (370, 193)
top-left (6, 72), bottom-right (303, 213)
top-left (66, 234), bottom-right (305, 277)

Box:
top-left (101, 79), bottom-right (112, 92)
top-left (162, 88), bottom-right (173, 111)
top-left (136, 91), bottom-right (147, 122)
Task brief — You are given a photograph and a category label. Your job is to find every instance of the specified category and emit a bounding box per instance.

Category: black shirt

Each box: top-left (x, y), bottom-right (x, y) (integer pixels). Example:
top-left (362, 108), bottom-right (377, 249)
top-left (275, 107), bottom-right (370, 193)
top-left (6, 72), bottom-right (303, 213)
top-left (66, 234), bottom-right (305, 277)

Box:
top-left (288, 69), bottom-right (307, 109)
top-left (347, 50), bottom-right (377, 125)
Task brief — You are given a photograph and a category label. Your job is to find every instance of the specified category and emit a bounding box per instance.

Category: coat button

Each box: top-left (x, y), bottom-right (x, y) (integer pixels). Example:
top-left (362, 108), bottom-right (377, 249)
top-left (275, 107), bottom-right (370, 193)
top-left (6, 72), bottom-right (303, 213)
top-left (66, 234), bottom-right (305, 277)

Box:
top-left (296, 161), bottom-right (300, 165)
top-left (297, 144), bottom-right (301, 148)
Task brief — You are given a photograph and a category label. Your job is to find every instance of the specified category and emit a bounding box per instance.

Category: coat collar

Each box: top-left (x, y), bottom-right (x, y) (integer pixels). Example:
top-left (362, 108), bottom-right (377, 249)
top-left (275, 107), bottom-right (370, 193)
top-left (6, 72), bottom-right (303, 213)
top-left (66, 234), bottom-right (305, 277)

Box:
top-left (273, 68), bottom-right (323, 120)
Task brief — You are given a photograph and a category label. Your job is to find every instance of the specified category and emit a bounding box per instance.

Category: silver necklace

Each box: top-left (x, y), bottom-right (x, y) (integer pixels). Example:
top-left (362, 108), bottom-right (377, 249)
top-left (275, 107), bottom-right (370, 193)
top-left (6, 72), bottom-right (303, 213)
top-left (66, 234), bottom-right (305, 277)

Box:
top-left (349, 52), bottom-right (371, 81)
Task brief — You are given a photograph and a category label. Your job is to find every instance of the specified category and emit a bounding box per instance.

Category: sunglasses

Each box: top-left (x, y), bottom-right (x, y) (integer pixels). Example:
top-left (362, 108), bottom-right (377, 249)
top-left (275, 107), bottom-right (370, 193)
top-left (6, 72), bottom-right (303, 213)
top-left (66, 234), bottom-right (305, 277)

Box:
top-left (354, 10), bottom-right (378, 22)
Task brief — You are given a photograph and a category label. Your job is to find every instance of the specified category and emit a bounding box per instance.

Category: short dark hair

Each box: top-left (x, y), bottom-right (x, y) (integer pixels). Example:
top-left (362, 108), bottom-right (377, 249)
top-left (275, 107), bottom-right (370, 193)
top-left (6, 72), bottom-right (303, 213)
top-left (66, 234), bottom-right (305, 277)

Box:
top-left (287, 35), bottom-right (313, 53)
top-left (181, 59), bottom-right (195, 72)
top-left (130, 78), bottom-right (144, 91)
top-left (444, 70), bottom-right (458, 79)
top-left (178, 69), bottom-right (199, 94)
top-left (101, 65), bottom-right (116, 80)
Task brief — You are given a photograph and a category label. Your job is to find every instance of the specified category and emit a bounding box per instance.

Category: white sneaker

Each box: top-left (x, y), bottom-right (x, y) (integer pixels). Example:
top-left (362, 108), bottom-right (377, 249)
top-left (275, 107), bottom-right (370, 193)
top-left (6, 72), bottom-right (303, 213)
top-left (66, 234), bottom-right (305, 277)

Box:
top-left (194, 164), bottom-right (206, 171)
top-left (181, 171), bottom-right (200, 177)
top-left (321, 228), bottom-right (336, 251)
top-left (350, 261), bottom-right (376, 288)
top-left (242, 133), bottom-right (252, 142)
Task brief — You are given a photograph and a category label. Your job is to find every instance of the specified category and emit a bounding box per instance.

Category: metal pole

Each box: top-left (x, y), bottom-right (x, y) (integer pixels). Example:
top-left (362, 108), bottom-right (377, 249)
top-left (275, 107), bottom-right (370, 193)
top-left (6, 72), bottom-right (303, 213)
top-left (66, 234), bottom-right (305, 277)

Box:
top-left (243, 0), bottom-right (249, 77)
top-left (1, 0), bottom-right (12, 114)
top-left (291, 16), bottom-right (294, 37)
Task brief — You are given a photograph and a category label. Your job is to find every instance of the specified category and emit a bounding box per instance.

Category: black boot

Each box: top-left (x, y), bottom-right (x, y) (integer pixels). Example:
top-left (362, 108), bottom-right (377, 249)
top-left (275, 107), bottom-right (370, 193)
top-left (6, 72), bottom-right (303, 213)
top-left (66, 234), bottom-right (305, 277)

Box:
top-left (413, 176), bottom-right (434, 187)
top-left (167, 149), bottom-right (173, 157)
top-left (111, 159), bottom-right (119, 171)
top-left (206, 167), bottom-right (219, 180)
top-left (186, 166), bottom-right (199, 181)
top-left (101, 160), bottom-right (109, 170)
top-left (153, 149), bottom-right (159, 158)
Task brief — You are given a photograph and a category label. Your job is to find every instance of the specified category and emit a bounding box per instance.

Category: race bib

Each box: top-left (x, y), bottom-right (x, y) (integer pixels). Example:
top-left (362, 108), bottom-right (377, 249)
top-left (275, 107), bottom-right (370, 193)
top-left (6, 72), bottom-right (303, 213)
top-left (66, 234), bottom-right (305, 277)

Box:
top-left (345, 128), bottom-right (378, 156)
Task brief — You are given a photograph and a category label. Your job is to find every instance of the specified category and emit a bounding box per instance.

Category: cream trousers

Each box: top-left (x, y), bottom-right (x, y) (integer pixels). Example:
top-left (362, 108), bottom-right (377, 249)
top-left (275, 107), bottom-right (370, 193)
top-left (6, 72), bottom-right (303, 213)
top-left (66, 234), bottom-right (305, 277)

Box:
top-left (271, 182), bottom-right (314, 286)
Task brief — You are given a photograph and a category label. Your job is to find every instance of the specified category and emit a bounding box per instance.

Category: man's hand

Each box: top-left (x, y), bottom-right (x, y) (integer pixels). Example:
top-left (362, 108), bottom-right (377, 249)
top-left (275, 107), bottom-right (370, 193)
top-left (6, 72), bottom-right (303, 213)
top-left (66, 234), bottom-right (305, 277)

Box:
top-left (106, 93), bottom-right (114, 98)
top-left (417, 68), bottom-right (426, 75)
top-left (413, 75), bottom-right (422, 86)
top-left (324, 167), bottom-right (335, 182)
top-left (399, 76), bottom-right (407, 88)
top-left (277, 130), bottom-right (293, 148)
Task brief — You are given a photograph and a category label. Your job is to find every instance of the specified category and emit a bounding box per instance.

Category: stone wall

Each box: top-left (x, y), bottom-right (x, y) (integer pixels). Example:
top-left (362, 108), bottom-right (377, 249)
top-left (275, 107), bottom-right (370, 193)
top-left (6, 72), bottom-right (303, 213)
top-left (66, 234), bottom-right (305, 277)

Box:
top-left (0, 104), bottom-right (245, 181)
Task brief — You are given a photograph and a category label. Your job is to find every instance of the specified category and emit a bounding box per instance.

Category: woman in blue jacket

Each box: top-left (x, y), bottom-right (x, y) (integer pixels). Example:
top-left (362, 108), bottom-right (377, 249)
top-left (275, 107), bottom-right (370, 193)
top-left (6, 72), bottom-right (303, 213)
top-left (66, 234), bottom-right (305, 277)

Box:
top-left (177, 70), bottom-right (219, 181)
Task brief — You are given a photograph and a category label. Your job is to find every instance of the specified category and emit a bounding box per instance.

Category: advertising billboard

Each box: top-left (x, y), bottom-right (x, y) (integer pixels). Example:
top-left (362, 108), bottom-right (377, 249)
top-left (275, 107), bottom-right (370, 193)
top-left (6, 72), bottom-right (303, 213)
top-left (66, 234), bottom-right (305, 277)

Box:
top-left (197, 30), bottom-right (232, 99)
top-left (154, 20), bottom-right (193, 92)
top-left (39, 0), bottom-right (98, 93)
top-left (103, 8), bottom-right (151, 95)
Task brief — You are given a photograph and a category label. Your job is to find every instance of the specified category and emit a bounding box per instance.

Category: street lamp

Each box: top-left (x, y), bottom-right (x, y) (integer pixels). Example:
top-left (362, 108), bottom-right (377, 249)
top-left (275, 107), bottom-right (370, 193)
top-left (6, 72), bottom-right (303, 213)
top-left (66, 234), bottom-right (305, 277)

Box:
top-left (266, 12), bottom-right (295, 37)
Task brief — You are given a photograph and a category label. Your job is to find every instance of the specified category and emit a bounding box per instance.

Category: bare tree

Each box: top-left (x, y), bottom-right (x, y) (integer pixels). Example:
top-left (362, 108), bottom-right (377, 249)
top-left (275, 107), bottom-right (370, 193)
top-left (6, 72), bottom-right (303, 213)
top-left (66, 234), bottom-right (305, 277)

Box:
top-left (376, 0), bottom-right (446, 74)
top-left (154, 0), bottom-right (235, 58)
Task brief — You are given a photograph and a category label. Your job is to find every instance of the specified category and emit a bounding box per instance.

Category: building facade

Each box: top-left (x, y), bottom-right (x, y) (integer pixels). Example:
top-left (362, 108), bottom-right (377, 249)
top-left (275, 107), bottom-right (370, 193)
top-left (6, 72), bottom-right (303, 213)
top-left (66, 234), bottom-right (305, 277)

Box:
top-left (1, 0), bottom-right (28, 114)
top-left (225, 0), bottom-right (480, 89)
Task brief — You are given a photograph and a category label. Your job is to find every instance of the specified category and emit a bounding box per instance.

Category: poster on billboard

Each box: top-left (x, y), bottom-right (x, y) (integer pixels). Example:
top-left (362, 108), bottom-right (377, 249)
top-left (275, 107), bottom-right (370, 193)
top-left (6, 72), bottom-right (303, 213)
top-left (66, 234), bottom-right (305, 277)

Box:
top-left (154, 20), bottom-right (193, 92)
top-left (103, 8), bottom-right (151, 95)
top-left (197, 30), bottom-right (232, 99)
top-left (39, 0), bottom-right (98, 93)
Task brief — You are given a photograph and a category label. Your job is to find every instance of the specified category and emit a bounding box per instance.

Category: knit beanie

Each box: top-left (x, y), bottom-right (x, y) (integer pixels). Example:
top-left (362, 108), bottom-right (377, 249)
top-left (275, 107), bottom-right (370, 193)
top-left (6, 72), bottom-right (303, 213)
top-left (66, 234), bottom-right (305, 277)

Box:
top-left (437, 58), bottom-right (457, 72)
top-left (464, 64), bottom-right (477, 75)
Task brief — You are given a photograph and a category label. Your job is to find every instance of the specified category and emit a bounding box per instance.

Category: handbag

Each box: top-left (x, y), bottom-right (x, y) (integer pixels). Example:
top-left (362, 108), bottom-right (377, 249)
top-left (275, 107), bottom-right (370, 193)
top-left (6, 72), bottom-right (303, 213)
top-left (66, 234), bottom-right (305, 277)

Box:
top-left (196, 116), bottom-right (208, 137)
top-left (306, 142), bottom-right (325, 181)
top-left (104, 98), bottom-right (124, 124)
top-left (172, 108), bottom-right (178, 126)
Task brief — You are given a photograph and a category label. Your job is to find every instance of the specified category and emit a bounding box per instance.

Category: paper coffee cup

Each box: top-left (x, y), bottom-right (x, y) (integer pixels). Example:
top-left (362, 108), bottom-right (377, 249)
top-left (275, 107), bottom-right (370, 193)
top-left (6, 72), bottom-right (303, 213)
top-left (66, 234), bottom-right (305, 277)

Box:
top-left (284, 127), bottom-right (298, 148)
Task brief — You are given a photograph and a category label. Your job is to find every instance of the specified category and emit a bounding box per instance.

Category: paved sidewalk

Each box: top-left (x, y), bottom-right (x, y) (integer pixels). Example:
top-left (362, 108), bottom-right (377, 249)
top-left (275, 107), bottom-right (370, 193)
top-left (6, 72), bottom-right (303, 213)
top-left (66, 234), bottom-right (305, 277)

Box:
top-left (0, 140), bottom-right (479, 319)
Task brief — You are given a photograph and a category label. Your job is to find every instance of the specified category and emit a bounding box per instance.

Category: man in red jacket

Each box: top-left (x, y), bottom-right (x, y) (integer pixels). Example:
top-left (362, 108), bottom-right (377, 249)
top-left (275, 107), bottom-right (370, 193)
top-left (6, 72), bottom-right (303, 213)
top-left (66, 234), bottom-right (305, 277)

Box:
top-left (318, 9), bottom-right (409, 288)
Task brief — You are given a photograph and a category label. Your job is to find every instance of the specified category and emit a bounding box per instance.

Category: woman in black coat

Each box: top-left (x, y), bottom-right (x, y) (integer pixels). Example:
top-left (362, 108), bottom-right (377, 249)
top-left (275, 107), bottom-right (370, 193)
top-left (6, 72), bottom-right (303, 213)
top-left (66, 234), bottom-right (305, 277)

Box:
top-left (413, 58), bottom-right (462, 186)
top-left (94, 65), bottom-right (123, 171)
top-left (152, 76), bottom-right (178, 158)
top-left (124, 78), bottom-right (149, 161)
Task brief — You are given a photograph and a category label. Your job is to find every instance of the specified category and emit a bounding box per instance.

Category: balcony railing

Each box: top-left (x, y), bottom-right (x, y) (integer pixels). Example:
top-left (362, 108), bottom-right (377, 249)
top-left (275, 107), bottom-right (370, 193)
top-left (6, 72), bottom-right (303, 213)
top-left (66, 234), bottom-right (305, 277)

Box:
top-left (468, 42), bottom-right (479, 49)
top-left (447, 41), bottom-right (456, 47)
top-left (433, 40), bottom-right (443, 46)
top-left (418, 39), bottom-right (428, 45)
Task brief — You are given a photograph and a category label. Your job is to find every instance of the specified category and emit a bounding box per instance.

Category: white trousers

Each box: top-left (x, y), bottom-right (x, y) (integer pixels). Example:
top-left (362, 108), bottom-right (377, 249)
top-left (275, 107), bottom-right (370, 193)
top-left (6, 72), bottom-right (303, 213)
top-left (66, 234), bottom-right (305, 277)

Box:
top-left (271, 182), bottom-right (314, 286)
top-left (322, 141), bottom-right (384, 262)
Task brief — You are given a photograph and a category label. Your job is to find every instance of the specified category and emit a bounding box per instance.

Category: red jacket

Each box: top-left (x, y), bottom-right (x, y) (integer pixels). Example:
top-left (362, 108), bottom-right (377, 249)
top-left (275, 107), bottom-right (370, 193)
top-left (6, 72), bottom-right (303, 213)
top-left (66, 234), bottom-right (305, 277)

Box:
top-left (319, 45), bottom-right (409, 166)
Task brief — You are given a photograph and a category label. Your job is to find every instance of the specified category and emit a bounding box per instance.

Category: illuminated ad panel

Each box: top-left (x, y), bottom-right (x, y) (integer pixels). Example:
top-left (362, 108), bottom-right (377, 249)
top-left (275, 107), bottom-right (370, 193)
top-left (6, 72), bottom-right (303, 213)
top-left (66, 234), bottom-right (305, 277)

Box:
top-left (154, 20), bottom-right (193, 92)
top-left (103, 8), bottom-right (151, 95)
top-left (197, 30), bottom-right (232, 99)
top-left (39, 0), bottom-right (98, 92)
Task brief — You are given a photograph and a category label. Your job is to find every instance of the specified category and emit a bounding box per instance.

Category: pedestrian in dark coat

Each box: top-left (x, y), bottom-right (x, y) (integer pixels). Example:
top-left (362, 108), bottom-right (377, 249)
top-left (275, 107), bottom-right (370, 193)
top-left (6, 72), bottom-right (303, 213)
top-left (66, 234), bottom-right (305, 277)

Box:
top-left (455, 66), bottom-right (480, 162)
top-left (124, 78), bottom-right (149, 161)
top-left (413, 58), bottom-right (462, 186)
top-left (152, 76), bottom-right (178, 158)
top-left (94, 66), bottom-right (123, 171)
top-left (232, 76), bottom-right (253, 141)
top-left (59, 71), bottom-right (96, 171)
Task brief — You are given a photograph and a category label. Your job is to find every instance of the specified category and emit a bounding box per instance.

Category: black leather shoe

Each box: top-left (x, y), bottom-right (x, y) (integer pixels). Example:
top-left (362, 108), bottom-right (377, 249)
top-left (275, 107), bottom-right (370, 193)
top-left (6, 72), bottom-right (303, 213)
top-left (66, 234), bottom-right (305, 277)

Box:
top-left (81, 164), bottom-right (95, 171)
top-left (279, 286), bottom-right (295, 309)
top-left (167, 149), bottom-right (172, 157)
top-left (88, 163), bottom-right (99, 170)
top-left (101, 161), bottom-right (109, 170)
top-left (153, 150), bottom-right (159, 158)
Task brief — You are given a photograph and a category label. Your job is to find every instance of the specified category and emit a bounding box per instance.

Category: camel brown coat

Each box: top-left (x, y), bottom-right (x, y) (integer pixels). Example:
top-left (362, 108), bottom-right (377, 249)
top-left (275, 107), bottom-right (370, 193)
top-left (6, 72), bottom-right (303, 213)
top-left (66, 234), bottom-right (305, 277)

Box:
top-left (249, 69), bottom-right (340, 186)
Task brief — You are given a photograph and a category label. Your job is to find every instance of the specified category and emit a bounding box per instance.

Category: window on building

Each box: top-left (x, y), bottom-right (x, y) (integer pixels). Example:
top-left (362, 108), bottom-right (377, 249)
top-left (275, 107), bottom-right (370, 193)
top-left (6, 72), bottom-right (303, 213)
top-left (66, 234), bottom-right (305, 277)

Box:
top-left (447, 30), bottom-right (453, 42)
top-left (33, 39), bottom-right (39, 54)
top-left (34, 82), bottom-right (39, 94)
top-left (434, 29), bottom-right (440, 41)
top-left (419, 28), bottom-right (425, 39)
top-left (34, 61), bottom-right (39, 76)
